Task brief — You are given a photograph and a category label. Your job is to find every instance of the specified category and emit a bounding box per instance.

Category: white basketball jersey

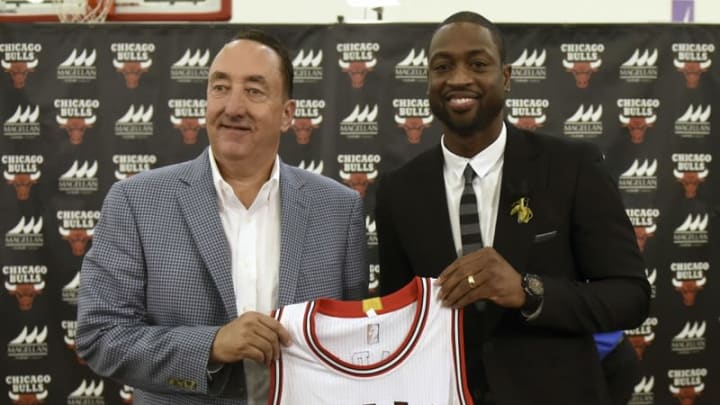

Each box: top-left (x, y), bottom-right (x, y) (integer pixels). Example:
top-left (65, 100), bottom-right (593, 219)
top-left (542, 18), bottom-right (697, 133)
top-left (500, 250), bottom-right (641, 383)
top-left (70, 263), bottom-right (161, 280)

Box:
top-left (269, 277), bottom-right (473, 405)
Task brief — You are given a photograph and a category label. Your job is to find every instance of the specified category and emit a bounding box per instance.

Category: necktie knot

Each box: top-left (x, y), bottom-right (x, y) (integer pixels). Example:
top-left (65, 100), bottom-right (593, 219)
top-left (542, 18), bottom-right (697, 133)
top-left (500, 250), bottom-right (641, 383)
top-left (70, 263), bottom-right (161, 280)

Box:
top-left (463, 164), bottom-right (476, 186)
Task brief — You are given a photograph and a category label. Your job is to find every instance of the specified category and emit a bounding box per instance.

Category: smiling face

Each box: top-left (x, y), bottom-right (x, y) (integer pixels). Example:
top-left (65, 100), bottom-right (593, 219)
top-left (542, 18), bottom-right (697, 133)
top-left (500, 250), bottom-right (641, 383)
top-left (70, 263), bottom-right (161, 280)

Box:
top-left (427, 22), bottom-right (510, 140)
top-left (205, 39), bottom-right (295, 171)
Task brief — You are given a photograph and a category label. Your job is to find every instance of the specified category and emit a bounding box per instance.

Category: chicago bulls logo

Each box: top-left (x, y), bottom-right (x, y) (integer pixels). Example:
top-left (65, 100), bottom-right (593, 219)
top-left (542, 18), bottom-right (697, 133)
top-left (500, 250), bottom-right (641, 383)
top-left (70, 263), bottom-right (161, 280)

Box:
top-left (674, 169), bottom-right (708, 198)
top-left (619, 114), bottom-right (655, 144)
top-left (633, 224), bottom-right (655, 253)
top-left (113, 59), bottom-right (152, 89)
top-left (672, 278), bottom-right (706, 306)
top-left (8, 390), bottom-right (48, 405)
top-left (2, 58), bottom-right (38, 89)
top-left (4, 171), bottom-right (40, 201)
top-left (670, 383), bottom-right (703, 405)
top-left (507, 114), bottom-right (546, 131)
top-left (5, 281), bottom-right (44, 311)
top-left (395, 115), bottom-right (433, 144)
top-left (56, 115), bottom-right (96, 145)
top-left (338, 59), bottom-right (377, 88)
top-left (58, 226), bottom-right (94, 256)
top-left (563, 59), bottom-right (602, 88)
top-left (120, 385), bottom-right (134, 404)
top-left (170, 115), bottom-right (205, 144)
top-left (627, 332), bottom-right (654, 360)
top-left (674, 59), bottom-right (711, 89)
top-left (291, 116), bottom-right (322, 144)
top-left (339, 170), bottom-right (377, 198)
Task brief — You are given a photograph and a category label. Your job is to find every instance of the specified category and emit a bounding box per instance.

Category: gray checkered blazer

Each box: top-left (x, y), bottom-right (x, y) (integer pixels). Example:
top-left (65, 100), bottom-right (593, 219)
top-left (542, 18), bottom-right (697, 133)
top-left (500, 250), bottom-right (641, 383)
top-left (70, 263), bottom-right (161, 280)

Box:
top-left (76, 149), bottom-right (368, 404)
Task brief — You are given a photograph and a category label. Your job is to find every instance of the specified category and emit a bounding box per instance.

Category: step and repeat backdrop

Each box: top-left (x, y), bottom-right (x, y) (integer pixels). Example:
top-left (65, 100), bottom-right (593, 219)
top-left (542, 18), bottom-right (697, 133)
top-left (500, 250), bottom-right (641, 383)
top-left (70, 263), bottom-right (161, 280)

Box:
top-left (1, 22), bottom-right (718, 405)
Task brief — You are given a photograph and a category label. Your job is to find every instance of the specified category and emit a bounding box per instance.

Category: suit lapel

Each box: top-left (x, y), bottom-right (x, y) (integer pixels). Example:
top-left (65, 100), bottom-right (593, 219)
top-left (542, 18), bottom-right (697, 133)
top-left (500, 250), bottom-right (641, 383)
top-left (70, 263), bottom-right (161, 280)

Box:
top-left (494, 124), bottom-right (548, 275)
top-left (176, 150), bottom-right (237, 320)
top-left (277, 163), bottom-right (309, 306)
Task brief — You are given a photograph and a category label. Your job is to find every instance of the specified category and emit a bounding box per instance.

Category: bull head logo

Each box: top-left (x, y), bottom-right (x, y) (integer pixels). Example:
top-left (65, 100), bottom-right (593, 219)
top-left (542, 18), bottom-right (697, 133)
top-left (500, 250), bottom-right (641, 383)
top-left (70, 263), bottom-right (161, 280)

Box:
top-left (4, 171), bottom-right (41, 201)
top-left (59, 226), bottom-right (94, 256)
top-left (633, 224), bottom-right (656, 252)
top-left (338, 59), bottom-right (377, 88)
top-left (56, 115), bottom-right (96, 145)
top-left (674, 59), bottom-right (711, 89)
top-left (8, 390), bottom-right (48, 405)
top-left (628, 332), bottom-right (654, 360)
top-left (170, 115), bottom-right (206, 144)
top-left (291, 116), bottom-right (322, 144)
top-left (673, 169), bottom-right (708, 198)
top-left (2, 58), bottom-right (38, 89)
top-left (113, 59), bottom-right (152, 89)
top-left (669, 383), bottom-right (704, 405)
top-left (120, 385), bottom-right (134, 404)
top-left (63, 332), bottom-right (86, 365)
top-left (5, 281), bottom-right (45, 311)
top-left (339, 170), bottom-right (377, 198)
top-left (563, 59), bottom-right (602, 88)
top-left (507, 114), bottom-right (546, 131)
top-left (672, 277), bottom-right (706, 306)
top-left (619, 114), bottom-right (656, 144)
top-left (395, 114), bottom-right (433, 144)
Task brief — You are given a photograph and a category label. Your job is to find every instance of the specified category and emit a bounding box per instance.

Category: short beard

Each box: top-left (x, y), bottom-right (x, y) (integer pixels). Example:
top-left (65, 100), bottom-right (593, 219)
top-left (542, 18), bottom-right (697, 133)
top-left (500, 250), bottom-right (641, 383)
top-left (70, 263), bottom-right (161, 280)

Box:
top-left (430, 97), bottom-right (505, 137)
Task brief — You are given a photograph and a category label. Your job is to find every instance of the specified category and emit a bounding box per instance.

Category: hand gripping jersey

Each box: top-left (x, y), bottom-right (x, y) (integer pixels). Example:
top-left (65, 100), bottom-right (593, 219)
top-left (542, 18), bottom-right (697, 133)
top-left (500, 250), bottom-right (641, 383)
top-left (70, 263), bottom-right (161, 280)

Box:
top-left (269, 277), bottom-right (473, 405)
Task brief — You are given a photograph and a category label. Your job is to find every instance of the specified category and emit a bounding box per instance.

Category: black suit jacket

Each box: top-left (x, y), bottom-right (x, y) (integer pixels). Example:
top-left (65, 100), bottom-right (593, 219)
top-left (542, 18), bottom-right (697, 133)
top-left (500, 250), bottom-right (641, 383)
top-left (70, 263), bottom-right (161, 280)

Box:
top-left (375, 124), bottom-right (650, 405)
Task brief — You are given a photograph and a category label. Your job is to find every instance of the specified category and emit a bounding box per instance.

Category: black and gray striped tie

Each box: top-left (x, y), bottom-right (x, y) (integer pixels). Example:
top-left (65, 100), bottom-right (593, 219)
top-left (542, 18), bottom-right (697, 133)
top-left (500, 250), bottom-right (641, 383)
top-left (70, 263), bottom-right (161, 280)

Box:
top-left (460, 164), bottom-right (483, 255)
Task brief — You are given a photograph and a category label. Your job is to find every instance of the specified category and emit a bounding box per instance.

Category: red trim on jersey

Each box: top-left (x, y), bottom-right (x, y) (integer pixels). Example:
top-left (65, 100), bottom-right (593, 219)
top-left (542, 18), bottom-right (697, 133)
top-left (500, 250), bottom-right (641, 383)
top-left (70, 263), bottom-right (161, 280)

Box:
top-left (452, 308), bottom-right (474, 404)
top-left (268, 307), bottom-right (284, 405)
top-left (302, 276), bottom-right (431, 377)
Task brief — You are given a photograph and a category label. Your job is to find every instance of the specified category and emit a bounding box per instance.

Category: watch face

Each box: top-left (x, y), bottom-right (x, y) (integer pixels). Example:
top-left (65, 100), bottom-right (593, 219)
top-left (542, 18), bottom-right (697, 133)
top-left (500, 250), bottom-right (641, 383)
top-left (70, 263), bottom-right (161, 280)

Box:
top-left (527, 276), bottom-right (544, 295)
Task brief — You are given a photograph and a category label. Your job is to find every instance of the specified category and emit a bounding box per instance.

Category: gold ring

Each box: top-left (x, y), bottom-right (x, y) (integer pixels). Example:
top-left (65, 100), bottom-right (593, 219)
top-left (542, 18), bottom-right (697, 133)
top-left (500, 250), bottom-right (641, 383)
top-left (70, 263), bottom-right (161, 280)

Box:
top-left (467, 274), bottom-right (477, 288)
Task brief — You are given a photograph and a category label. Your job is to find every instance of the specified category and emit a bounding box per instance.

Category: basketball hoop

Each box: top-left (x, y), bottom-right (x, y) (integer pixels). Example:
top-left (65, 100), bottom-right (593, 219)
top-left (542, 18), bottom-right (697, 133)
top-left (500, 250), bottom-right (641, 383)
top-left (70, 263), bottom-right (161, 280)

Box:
top-left (54, 0), bottom-right (115, 23)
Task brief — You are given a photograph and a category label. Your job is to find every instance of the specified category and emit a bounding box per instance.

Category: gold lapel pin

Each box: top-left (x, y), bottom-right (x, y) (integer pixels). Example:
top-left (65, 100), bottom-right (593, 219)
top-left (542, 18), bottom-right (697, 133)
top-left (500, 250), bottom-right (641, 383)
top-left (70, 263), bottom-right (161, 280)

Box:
top-left (510, 197), bottom-right (533, 224)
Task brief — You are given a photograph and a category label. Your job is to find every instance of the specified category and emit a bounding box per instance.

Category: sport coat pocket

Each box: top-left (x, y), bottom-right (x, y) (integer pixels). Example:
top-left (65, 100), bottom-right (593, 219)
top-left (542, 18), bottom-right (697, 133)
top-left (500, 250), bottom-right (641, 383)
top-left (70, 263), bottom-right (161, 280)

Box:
top-left (533, 230), bottom-right (557, 243)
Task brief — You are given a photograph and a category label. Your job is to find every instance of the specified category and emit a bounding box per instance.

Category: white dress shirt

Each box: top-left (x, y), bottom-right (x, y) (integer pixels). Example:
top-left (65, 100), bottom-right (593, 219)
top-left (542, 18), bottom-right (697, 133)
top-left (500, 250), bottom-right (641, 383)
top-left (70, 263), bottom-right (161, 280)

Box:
top-left (209, 148), bottom-right (280, 405)
top-left (441, 124), bottom-right (507, 257)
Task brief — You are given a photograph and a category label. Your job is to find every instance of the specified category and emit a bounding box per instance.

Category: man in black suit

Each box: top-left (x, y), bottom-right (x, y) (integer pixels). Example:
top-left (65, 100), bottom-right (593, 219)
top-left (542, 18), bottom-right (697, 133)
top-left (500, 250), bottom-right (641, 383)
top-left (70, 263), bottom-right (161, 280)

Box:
top-left (375, 11), bottom-right (650, 405)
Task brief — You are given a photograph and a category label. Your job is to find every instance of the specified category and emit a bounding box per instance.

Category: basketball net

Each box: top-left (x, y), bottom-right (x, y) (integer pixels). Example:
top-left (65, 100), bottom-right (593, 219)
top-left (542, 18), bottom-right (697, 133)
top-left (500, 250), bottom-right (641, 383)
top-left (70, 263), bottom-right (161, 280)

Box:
top-left (55, 0), bottom-right (115, 23)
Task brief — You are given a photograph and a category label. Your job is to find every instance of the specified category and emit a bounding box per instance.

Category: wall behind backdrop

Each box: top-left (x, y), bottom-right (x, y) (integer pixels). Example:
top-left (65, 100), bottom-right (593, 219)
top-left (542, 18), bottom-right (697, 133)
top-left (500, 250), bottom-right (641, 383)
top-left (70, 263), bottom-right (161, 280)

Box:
top-left (1, 22), bottom-right (718, 405)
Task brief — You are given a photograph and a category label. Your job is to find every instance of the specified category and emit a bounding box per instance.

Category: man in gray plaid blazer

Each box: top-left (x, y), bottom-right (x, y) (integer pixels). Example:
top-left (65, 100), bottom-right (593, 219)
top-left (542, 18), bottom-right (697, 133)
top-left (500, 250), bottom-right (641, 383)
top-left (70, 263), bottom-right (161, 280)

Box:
top-left (76, 29), bottom-right (368, 405)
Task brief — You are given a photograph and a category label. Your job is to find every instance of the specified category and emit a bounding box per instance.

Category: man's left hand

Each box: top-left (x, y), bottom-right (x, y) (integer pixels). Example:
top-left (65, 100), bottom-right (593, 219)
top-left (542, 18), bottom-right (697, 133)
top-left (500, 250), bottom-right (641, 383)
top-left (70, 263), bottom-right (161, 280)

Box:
top-left (435, 247), bottom-right (525, 309)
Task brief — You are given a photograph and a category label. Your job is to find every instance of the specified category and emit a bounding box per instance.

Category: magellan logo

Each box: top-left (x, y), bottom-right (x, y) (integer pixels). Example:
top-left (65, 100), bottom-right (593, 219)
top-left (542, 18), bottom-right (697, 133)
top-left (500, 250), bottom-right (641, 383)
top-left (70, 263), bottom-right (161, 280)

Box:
top-left (672, 153), bottom-right (710, 198)
top-left (510, 49), bottom-right (546, 82)
top-left (671, 321), bottom-right (706, 355)
top-left (171, 49), bottom-right (210, 82)
top-left (368, 264), bottom-right (379, 296)
top-left (115, 105), bottom-right (154, 139)
top-left (337, 154), bottom-right (380, 198)
top-left (506, 98), bottom-right (549, 131)
top-left (563, 104), bottom-right (603, 138)
top-left (393, 98), bottom-right (433, 144)
top-left (672, 43), bottom-right (714, 88)
top-left (120, 385), bottom-right (133, 404)
top-left (3, 105), bottom-right (41, 140)
top-left (626, 208), bottom-right (660, 252)
top-left (646, 268), bottom-right (657, 299)
top-left (111, 42), bottom-right (155, 89)
top-left (57, 49), bottom-right (97, 82)
top-left (7, 325), bottom-right (48, 359)
top-left (114, 154), bottom-right (157, 180)
top-left (58, 160), bottom-right (99, 195)
top-left (169, 99), bottom-right (206, 144)
top-left (625, 317), bottom-right (657, 360)
top-left (395, 48), bottom-right (427, 82)
top-left (668, 368), bottom-right (706, 405)
top-left (61, 319), bottom-right (85, 365)
top-left (297, 160), bottom-right (324, 175)
top-left (561, 43), bottom-right (604, 88)
top-left (340, 105), bottom-right (378, 139)
top-left (673, 213), bottom-right (708, 247)
top-left (6, 374), bottom-right (51, 404)
top-left (366, 215), bottom-right (377, 246)
top-left (62, 271), bottom-right (80, 305)
top-left (675, 104), bottom-right (711, 138)
top-left (4, 265), bottom-right (46, 311)
top-left (1, 43), bottom-right (41, 89)
top-left (620, 49), bottom-right (658, 82)
top-left (57, 210), bottom-right (99, 256)
top-left (54, 98), bottom-right (99, 145)
top-left (292, 49), bottom-right (323, 83)
top-left (5, 216), bottom-right (43, 250)
top-left (68, 380), bottom-right (105, 405)
top-left (619, 159), bottom-right (657, 193)
top-left (290, 99), bottom-right (325, 144)
top-left (3, 154), bottom-right (43, 200)
top-left (629, 376), bottom-right (654, 405)
top-left (617, 98), bottom-right (659, 144)
top-left (671, 262), bottom-right (708, 306)
top-left (337, 42), bottom-right (379, 88)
